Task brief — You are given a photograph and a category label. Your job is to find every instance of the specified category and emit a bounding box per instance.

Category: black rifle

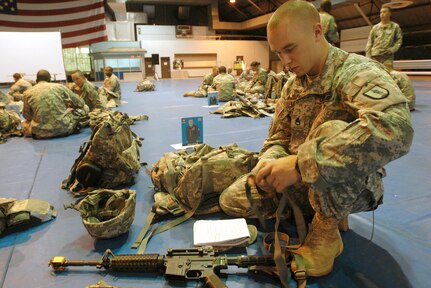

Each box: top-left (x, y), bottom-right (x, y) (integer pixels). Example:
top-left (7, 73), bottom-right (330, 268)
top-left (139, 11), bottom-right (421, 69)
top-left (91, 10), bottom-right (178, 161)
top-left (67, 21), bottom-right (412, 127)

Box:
top-left (48, 247), bottom-right (277, 288)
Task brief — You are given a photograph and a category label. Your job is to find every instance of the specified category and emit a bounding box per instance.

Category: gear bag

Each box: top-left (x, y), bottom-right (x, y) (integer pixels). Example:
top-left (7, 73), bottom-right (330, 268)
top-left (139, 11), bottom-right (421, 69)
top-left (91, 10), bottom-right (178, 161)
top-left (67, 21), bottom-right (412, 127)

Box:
top-left (62, 113), bottom-right (142, 196)
top-left (131, 143), bottom-right (258, 254)
top-left (151, 143), bottom-right (259, 215)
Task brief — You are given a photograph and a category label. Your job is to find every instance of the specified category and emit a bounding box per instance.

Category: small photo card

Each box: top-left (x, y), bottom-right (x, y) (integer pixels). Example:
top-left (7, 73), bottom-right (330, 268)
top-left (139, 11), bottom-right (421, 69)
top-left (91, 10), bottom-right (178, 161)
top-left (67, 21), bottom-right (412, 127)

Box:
top-left (207, 91), bottom-right (219, 106)
top-left (181, 116), bottom-right (203, 146)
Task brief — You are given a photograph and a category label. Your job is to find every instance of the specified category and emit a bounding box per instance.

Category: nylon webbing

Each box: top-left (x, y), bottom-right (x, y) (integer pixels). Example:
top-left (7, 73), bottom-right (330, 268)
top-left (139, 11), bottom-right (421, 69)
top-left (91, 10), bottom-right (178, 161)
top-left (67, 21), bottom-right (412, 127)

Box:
top-left (273, 192), bottom-right (290, 288)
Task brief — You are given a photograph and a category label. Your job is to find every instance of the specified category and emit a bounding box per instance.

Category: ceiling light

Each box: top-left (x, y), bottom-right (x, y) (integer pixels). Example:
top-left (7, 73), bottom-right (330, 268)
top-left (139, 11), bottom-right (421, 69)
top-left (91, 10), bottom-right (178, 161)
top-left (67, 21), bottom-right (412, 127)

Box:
top-left (382, 0), bottom-right (413, 9)
top-left (230, 0), bottom-right (236, 3)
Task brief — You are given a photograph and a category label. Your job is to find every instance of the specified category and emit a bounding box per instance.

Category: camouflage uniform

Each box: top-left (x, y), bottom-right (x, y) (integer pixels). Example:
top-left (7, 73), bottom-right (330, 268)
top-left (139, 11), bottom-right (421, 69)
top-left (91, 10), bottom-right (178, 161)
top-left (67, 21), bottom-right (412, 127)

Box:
top-left (0, 103), bottom-right (22, 143)
top-left (366, 21), bottom-right (402, 70)
top-left (237, 70), bottom-right (254, 91)
top-left (22, 81), bottom-right (88, 139)
top-left (184, 73), bottom-right (214, 97)
top-left (8, 78), bottom-right (32, 101)
top-left (79, 79), bottom-right (105, 111)
top-left (244, 67), bottom-right (268, 94)
top-left (211, 73), bottom-right (236, 102)
top-left (220, 46), bottom-right (413, 220)
top-left (320, 11), bottom-right (339, 45)
top-left (390, 70), bottom-right (416, 111)
top-left (99, 74), bottom-right (121, 107)
top-left (264, 70), bottom-right (292, 99)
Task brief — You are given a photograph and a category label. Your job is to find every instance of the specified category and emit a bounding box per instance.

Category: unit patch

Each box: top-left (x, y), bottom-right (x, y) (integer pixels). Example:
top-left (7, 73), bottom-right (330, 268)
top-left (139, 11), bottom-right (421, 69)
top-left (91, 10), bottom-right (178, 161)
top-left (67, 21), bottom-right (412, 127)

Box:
top-left (364, 85), bottom-right (389, 99)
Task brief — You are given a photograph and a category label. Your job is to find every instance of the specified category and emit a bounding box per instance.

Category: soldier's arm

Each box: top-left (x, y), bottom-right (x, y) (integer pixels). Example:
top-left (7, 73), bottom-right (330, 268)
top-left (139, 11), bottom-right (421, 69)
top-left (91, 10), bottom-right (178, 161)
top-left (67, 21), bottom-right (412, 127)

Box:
top-left (62, 85), bottom-right (85, 109)
top-left (297, 64), bottom-right (413, 190)
top-left (259, 79), bottom-right (295, 161)
top-left (365, 27), bottom-right (374, 58)
top-left (22, 92), bottom-right (33, 121)
top-left (390, 24), bottom-right (403, 54)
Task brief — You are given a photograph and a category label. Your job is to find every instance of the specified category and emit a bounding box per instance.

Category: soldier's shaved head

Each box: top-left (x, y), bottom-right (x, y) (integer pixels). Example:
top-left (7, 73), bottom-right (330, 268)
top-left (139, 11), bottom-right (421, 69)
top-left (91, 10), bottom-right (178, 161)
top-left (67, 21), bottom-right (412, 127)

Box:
top-left (267, 0), bottom-right (328, 77)
top-left (268, 0), bottom-right (320, 32)
top-left (36, 69), bottom-right (51, 83)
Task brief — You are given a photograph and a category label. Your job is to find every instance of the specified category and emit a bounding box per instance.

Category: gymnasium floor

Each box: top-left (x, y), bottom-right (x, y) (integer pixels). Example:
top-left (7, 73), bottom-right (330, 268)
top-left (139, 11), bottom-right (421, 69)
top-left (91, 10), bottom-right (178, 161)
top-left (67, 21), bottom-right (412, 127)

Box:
top-left (0, 77), bottom-right (430, 288)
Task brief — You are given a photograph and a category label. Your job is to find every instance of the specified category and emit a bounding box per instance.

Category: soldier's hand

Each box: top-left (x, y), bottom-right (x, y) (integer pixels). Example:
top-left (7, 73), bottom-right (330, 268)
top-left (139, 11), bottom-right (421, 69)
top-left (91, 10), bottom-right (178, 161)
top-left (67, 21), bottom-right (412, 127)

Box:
top-left (256, 155), bottom-right (301, 193)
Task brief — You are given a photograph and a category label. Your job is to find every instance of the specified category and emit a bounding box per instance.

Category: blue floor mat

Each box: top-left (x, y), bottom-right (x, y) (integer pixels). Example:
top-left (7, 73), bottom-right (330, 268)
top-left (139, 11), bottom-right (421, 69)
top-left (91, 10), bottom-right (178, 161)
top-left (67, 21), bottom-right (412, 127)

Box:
top-left (0, 78), bottom-right (430, 288)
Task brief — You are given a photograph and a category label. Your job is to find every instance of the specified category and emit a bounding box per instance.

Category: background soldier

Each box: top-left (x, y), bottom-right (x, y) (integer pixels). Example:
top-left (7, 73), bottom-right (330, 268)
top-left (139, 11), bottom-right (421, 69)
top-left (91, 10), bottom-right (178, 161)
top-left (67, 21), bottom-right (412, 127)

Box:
top-left (99, 66), bottom-right (122, 107)
top-left (366, 6), bottom-right (402, 70)
top-left (319, 0), bottom-right (339, 46)
top-left (184, 66), bottom-right (219, 97)
top-left (210, 66), bottom-right (235, 102)
top-left (71, 70), bottom-right (105, 111)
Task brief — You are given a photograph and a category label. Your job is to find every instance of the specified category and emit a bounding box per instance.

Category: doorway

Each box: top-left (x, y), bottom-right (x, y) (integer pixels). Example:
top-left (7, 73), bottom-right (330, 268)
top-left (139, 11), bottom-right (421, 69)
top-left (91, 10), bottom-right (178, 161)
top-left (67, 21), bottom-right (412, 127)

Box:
top-left (144, 57), bottom-right (154, 77)
top-left (161, 57), bottom-right (171, 79)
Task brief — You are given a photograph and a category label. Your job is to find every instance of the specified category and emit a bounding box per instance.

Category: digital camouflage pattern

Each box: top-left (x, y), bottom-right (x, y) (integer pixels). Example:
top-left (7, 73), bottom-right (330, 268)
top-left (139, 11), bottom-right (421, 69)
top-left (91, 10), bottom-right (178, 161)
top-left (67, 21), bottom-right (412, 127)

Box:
top-left (88, 109), bottom-right (148, 129)
top-left (244, 67), bottom-right (268, 95)
top-left (211, 73), bottom-right (236, 102)
top-left (366, 21), bottom-right (402, 70)
top-left (220, 45), bottom-right (413, 220)
top-left (22, 81), bottom-right (88, 139)
top-left (0, 197), bottom-right (56, 234)
top-left (99, 74), bottom-right (122, 107)
top-left (319, 11), bottom-right (339, 45)
top-left (0, 104), bottom-right (22, 143)
top-left (264, 70), bottom-right (292, 99)
top-left (151, 143), bottom-right (258, 215)
top-left (183, 72), bottom-right (214, 97)
top-left (65, 189), bottom-right (136, 239)
top-left (78, 80), bottom-right (105, 111)
top-left (390, 70), bottom-right (416, 111)
top-left (62, 113), bottom-right (142, 195)
top-left (8, 78), bottom-right (32, 101)
top-left (135, 79), bottom-right (155, 91)
top-left (210, 98), bottom-right (275, 118)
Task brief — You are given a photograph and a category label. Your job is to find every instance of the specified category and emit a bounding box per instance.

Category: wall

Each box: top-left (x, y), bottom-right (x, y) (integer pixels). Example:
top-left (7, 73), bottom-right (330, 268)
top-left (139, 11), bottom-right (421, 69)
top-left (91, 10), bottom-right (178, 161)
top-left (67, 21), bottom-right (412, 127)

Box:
top-left (137, 25), bottom-right (268, 77)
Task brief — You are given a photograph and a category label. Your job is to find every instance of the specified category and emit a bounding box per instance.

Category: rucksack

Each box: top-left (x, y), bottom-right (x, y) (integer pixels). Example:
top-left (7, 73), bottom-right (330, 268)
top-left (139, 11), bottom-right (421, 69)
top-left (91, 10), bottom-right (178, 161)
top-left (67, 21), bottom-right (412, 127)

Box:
top-left (0, 105), bottom-right (22, 143)
top-left (62, 113), bottom-right (142, 196)
top-left (151, 143), bottom-right (259, 215)
top-left (132, 143), bottom-right (259, 254)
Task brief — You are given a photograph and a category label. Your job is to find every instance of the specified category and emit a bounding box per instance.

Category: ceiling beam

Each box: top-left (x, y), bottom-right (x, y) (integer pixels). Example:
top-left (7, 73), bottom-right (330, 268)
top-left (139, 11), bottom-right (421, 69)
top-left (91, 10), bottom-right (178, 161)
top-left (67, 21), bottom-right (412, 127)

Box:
top-left (246, 0), bottom-right (265, 14)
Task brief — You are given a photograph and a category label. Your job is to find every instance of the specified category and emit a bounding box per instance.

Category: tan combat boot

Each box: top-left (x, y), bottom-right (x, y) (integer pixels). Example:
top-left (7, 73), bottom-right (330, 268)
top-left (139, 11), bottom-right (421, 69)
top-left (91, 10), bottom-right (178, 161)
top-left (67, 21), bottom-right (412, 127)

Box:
top-left (291, 213), bottom-right (344, 277)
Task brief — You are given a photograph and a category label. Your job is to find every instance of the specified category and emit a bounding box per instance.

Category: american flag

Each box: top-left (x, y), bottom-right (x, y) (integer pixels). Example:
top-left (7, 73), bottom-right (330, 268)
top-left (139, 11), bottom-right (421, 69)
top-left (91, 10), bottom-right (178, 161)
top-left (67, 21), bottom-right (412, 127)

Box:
top-left (0, 0), bottom-right (108, 48)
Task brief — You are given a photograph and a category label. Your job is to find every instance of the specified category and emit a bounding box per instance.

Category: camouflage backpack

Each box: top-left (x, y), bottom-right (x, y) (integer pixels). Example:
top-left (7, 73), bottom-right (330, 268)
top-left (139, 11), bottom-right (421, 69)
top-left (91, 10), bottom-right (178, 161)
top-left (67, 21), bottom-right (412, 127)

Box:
top-left (135, 79), bottom-right (155, 92)
top-left (150, 143), bottom-right (259, 215)
top-left (0, 103), bottom-right (22, 143)
top-left (62, 113), bottom-right (142, 196)
top-left (131, 143), bottom-right (258, 253)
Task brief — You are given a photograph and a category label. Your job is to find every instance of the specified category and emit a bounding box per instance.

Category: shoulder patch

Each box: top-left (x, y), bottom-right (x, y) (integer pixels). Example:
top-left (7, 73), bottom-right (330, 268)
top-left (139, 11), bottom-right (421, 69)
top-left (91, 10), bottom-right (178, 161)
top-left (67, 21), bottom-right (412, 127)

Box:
top-left (364, 85), bottom-right (389, 100)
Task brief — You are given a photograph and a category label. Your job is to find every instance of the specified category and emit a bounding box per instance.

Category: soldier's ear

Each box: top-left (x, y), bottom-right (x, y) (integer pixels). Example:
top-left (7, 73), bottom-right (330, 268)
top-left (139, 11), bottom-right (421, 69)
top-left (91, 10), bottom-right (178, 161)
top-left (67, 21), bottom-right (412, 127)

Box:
top-left (313, 23), bottom-right (323, 41)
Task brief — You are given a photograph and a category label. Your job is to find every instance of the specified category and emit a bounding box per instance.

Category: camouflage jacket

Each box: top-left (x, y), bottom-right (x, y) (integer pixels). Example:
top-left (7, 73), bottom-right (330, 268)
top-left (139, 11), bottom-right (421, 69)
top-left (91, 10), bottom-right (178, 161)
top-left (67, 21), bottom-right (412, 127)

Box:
top-left (261, 45), bottom-right (413, 190)
top-left (212, 73), bottom-right (235, 101)
top-left (103, 74), bottom-right (121, 98)
top-left (199, 73), bottom-right (214, 91)
top-left (320, 11), bottom-right (339, 45)
top-left (390, 70), bottom-right (415, 111)
top-left (79, 80), bottom-right (104, 111)
top-left (8, 78), bottom-right (32, 96)
top-left (23, 81), bottom-right (87, 138)
top-left (366, 21), bottom-right (402, 57)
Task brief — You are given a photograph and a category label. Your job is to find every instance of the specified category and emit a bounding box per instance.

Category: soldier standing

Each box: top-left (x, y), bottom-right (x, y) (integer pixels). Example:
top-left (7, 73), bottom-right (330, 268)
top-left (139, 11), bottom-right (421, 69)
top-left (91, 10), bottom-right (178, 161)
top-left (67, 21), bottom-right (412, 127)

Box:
top-left (219, 0), bottom-right (413, 279)
top-left (366, 6), bottom-right (402, 70)
top-left (319, 0), bottom-right (339, 46)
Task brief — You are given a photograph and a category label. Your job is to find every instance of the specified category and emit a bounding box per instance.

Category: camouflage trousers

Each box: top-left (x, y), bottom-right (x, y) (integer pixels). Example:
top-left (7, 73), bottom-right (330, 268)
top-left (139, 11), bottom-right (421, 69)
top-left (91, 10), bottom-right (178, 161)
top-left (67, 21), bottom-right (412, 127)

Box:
top-left (183, 88), bottom-right (207, 98)
top-left (244, 83), bottom-right (265, 95)
top-left (219, 120), bottom-right (384, 220)
top-left (371, 54), bottom-right (394, 70)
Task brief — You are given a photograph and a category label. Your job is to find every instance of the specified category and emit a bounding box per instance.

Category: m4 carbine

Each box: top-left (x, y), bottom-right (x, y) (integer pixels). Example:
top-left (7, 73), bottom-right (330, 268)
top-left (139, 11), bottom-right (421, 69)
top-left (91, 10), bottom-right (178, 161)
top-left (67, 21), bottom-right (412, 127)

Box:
top-left (48, 247), bottom-right (276, 288)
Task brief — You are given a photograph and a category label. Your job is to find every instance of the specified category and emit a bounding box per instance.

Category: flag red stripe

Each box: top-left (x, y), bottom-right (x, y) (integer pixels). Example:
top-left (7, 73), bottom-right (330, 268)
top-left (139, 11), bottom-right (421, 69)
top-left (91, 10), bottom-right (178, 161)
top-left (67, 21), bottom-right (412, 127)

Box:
top-left (0, 13), bottom-right (105, 29)
top-left (62, 35), bottom-right (108, 49)
top-left (18, 0), bottom-right (81, 3)
top-left (18, 2), bottom-right (104, 16)
top-left (61, 24), bottom-right (106, 38)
